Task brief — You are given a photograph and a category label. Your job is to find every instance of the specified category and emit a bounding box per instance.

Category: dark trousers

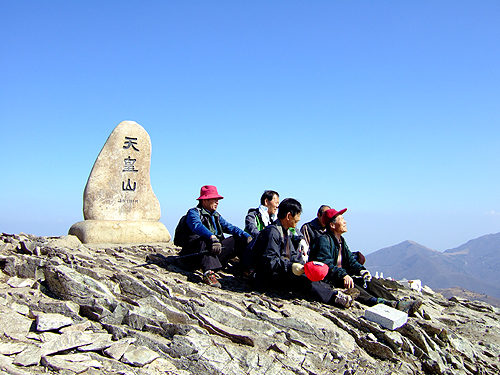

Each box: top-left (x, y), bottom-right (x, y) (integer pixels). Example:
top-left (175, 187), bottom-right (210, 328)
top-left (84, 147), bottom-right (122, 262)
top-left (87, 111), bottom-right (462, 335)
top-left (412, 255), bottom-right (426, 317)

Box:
top-left (254, 273), bottom-right (338, 305)
top-left (353, 277), bottom-right (397, 305)
top-left (327, 276), bottom-right (396, 306)
top-left (181, 236), bottom-right (243, 273)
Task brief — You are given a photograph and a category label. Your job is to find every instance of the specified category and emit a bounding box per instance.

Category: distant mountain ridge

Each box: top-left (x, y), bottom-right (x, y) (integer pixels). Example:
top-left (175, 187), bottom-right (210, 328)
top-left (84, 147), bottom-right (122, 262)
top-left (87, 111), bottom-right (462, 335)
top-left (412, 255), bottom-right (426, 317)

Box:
top-left (365, 232), bottom-right (500, 299)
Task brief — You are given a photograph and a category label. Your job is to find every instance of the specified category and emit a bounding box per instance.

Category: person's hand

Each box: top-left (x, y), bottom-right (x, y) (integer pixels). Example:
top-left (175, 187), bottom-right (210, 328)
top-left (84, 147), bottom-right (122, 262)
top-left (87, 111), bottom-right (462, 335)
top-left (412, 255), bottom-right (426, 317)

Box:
top-left (246, 236), bottom-right (253, 244)
top-left (343, 274), bottom-right (354, 289)
top-left (292, 263), bottom-right (305, 276)
top-left (210, 238), bottom-right (222, 256)
top-left (360, 270), bottom-right (372, 282)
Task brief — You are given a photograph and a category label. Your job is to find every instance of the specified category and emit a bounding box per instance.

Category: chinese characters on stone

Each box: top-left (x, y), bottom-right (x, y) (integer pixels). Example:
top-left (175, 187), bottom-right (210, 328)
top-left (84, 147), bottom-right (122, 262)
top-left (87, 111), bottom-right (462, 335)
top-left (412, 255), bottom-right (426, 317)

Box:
top-left (122, 137), bottom-right (139, 192)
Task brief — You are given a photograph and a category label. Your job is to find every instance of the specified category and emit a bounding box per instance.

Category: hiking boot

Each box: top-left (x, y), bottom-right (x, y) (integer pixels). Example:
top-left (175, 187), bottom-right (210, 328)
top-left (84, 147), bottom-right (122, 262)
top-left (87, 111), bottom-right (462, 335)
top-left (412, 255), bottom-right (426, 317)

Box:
top-left (334, 291), bottom-right (353, 308)
top-left (343, 288), bottom-right (360, 301)
top-left (203, 270), bottom-right (221, 288)
top-left (396, 299), bottom-right (422, 316)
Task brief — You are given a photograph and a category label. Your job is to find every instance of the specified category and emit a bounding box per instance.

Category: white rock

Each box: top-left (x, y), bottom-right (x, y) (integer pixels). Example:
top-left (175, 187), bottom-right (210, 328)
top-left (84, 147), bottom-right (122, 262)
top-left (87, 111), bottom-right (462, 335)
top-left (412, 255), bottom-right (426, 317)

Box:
top-left (364, 304), bottom-right (408, 330)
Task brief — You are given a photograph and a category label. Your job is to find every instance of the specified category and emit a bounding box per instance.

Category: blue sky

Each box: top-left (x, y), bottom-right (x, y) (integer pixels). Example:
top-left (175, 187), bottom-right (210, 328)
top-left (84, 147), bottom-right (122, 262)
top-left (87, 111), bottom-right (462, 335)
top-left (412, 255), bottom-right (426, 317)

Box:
top-left (2, 1), bottom-right (499, 254)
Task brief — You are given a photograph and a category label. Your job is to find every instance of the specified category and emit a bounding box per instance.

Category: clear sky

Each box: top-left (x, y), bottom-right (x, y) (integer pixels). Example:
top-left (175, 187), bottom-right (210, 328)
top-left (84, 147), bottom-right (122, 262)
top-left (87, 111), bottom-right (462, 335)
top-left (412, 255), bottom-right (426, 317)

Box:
top-left (1, 1), bottom-right (499, 254)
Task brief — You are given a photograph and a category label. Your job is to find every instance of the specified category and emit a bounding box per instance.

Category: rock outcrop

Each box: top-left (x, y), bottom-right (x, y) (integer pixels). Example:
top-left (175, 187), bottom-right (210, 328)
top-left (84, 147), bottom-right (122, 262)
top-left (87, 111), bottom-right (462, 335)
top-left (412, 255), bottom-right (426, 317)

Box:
top-left (1, 232), bottom-right (499, 374)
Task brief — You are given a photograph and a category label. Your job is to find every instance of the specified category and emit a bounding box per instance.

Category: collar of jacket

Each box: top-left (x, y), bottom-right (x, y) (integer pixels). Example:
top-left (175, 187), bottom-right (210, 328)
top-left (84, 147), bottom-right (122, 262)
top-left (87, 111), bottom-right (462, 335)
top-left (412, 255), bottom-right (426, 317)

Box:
top-left (198, 206), bottom-right (220, 218)
top-left (327, 231), bottom-right (344, 246)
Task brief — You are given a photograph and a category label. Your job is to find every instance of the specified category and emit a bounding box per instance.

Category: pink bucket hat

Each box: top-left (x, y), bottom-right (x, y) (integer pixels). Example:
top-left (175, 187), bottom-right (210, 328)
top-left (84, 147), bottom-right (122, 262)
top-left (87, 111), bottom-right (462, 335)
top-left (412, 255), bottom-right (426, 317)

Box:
top-left (197, 185), bottom-right (224, 200)
top-left (303, 261), bottom-right (329, 282)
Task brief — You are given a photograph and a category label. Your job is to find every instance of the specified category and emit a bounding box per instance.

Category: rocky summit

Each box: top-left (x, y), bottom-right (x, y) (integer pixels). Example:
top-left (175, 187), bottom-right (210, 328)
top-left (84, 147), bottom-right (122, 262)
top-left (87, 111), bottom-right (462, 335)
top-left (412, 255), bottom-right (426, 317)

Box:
top-left (0, 233), bottom-right (499, 375)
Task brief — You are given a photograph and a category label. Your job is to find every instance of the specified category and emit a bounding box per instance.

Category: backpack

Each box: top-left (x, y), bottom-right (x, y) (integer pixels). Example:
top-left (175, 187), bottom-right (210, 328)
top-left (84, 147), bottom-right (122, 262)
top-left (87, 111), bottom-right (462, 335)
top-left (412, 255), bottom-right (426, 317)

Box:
top-left (173, 208), bottom-right (201, 247)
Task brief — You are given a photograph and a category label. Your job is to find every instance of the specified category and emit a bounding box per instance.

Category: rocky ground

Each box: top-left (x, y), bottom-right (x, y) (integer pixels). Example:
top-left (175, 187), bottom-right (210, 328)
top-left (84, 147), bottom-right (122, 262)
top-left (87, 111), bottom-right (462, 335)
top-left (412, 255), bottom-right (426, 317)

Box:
top-left (0, 233), bottom-right (499, 375)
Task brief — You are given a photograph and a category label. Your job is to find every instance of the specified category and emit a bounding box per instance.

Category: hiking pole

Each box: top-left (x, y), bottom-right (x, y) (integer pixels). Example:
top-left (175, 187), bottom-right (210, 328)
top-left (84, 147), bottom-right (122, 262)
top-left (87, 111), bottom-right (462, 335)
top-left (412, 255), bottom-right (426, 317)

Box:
top-left (173, 250), bottom-right (210, 260)
top-left (135, 250), bottom-right (211, 268)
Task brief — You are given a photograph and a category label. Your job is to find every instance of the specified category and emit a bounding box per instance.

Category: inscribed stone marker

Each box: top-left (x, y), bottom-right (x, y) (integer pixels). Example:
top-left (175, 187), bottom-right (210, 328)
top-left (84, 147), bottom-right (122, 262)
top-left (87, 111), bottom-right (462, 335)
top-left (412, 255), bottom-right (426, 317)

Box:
top-left (84, 121), bottom-right (160, 221)
top-left (69, 121), bottom-right (170, 244)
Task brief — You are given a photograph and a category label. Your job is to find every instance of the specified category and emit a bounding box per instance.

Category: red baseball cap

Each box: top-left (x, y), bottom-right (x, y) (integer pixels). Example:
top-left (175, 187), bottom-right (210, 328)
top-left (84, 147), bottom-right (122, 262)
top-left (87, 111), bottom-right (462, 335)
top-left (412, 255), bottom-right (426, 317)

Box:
top-left (322, 208), bottom-right (347, 225)
top-left (303, 261), bottom-right (329, 282)
top-left (197, 185), bottom-right (224, 200)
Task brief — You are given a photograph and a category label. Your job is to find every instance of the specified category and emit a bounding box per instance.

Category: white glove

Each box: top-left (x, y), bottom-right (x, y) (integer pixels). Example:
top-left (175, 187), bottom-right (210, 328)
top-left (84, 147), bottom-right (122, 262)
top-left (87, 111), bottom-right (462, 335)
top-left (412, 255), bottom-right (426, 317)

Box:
top-left (297, 239), bottom-right (309, 263)
top-left (292, 263), bottom-right (305, 276)
top-left (360, 270), bottom-right (372, 282)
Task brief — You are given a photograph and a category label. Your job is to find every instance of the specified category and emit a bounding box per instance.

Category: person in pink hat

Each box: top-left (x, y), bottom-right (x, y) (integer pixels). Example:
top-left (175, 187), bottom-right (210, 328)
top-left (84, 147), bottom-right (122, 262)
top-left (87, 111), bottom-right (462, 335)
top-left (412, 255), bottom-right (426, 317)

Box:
top-left (177, 185), bottom-right (252, 288)
top-left (310, 208), bottom-right (422, 316)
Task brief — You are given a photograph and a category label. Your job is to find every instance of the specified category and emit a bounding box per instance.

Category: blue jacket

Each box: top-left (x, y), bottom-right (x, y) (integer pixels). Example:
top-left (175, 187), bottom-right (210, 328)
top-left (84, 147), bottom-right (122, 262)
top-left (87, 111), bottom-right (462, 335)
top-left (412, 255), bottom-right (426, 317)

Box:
top-left (186, 206), bottom-right (249, 242)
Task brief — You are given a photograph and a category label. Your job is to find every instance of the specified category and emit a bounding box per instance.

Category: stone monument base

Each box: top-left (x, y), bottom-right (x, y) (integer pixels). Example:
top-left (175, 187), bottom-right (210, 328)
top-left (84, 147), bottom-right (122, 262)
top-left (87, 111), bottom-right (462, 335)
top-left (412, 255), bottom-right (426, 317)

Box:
top-left (69, 220), bottom-right (171, 244)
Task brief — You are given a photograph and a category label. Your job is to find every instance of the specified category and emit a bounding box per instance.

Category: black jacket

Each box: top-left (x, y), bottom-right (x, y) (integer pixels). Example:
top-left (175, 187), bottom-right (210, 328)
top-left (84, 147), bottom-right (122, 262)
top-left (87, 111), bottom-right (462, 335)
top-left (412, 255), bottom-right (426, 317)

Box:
top-left (300, 218), bottom-right (326, 249)
top-left (252, 221), bottom-right (303, 289)
top-left (310, 232), bottom-right (365, 285)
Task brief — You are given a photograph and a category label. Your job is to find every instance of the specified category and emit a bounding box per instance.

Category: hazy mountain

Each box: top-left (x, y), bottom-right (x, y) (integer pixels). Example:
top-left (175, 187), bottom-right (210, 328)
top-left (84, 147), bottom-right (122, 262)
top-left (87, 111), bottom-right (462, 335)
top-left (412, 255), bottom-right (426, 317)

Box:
top-left (365, 233), bottom-right (500, 299)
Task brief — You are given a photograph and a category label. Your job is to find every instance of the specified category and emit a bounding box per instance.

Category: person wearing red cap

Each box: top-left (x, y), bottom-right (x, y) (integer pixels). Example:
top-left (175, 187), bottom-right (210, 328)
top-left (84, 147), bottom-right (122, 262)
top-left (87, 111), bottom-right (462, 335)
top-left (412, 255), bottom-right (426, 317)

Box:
top-left (310, 208), bottom-right (422, 315)
top-left (250, 198), bottom-right (358, 308)
top-left (179, 185), bottom-right (252, 288)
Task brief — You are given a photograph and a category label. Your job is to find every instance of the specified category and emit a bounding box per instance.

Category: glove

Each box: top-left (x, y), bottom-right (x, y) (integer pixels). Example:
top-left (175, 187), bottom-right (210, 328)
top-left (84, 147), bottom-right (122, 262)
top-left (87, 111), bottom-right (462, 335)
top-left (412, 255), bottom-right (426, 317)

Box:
top-left (246, 236), bottom-right (253, 244)
top-left (360, 270), bottom-right (372, 282)
top-left (292, 263), bottom-right (305, 276)
top-left (297, 239), bottom-right (309, 263)
top-left (210, 238), bottom-right (222, 256)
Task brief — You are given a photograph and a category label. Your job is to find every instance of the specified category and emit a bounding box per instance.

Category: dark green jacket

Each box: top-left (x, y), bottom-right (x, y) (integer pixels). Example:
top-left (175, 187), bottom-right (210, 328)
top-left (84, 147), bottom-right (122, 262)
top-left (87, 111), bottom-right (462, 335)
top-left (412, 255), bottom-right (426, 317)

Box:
top-left (309, 232), bottom-right (366, 284)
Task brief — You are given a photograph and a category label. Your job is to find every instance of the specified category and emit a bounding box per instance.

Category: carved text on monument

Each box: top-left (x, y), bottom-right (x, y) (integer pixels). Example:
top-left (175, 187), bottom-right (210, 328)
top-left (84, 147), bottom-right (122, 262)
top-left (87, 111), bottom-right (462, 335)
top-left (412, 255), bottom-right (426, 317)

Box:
top-left (123, 156), bottom-right (138, 172)
top-left (118, 198), bottom-right (139, 204)
top-left (122, 136), bottom-right (139, 191)
top-left (122, 178), bottom-right (137, 191)
top-left (123, 137), bottom-right (139, 151)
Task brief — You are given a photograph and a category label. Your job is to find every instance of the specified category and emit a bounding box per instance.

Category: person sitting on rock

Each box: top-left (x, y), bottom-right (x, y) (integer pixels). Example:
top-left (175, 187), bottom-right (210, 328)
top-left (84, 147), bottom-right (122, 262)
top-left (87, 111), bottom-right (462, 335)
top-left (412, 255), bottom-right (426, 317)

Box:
top-left (251, 198), bottom-right (358, 308)
top-left (300, 204), bottom-right (331, 249)
top-left (243, 191), bottom-right (308, 274)
top-left (309, 208), bottom-right (422, 315)
top-left (301, 204), bottom-right (366, 265)
top-left (178, 185), bottom-right (252, 288)
top-left (244, 190), bottom-right (280, 238)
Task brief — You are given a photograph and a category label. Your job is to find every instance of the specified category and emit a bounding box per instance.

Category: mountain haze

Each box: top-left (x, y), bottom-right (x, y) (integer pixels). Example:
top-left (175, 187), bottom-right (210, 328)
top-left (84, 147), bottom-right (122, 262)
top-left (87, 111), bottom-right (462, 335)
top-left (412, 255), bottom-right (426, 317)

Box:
top-left (365, 233), bottom-right (500, 299)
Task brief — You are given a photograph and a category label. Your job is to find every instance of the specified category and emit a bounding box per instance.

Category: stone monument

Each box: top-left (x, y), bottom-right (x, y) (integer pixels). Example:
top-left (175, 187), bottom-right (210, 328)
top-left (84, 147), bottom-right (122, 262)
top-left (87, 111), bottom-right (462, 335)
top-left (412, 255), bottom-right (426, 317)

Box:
top-left (69, 121), bottom-right (171, 244)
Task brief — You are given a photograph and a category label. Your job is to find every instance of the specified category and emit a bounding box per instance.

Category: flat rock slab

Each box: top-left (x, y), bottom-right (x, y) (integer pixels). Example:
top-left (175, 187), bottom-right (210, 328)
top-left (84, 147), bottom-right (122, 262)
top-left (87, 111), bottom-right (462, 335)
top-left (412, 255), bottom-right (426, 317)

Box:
top-left (41, 331), bottom-right (94, 355)
top-left (36, 312), bottom-right (74, 331)
top-left (0, 306), bottom-right (34, 340)
top-left (13, 345), bottom-right (43, 367)
top-left (41, 355), bottom-right (102, 373)
top-left (0, 342), bottom-right (27, 355)
top-left (77, 333), bottom-right (114, 351)
top-left (121, 345), bottom-right (160, 367)
top-left (103, 337), bottom-right (136, 360)
top-left (7, 277), bottom-right (35, 288)
top-left (69, 220), bottom-right (170, 244)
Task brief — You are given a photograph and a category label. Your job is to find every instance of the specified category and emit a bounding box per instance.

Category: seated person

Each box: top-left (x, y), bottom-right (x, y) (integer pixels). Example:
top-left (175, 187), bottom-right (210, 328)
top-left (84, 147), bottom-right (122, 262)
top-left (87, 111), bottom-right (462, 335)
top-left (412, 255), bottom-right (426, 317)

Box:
top-left (251, 198), bottom-right (357, 308)
top-left (245, 190), bottom-right (280, 238)
top-left (178, 185), bottom-right (252, 287)
top-left (300, 205), bottom-right (331, 249)
top-left (301, 205), bottom-right (365, 264)
top-left (309, 208), bottom-right (422, 315)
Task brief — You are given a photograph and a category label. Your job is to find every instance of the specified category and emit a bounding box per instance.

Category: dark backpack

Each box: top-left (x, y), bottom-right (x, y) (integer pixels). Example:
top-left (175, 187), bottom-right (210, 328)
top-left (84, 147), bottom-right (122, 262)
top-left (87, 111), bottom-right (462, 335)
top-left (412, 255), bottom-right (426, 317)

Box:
top-left (173, 208), bottom-right (201, 247)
